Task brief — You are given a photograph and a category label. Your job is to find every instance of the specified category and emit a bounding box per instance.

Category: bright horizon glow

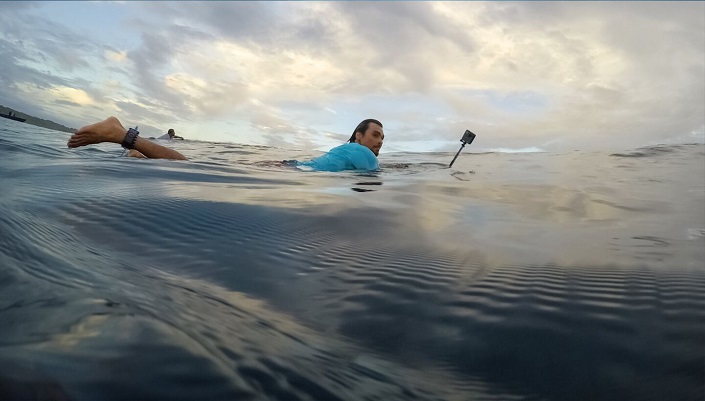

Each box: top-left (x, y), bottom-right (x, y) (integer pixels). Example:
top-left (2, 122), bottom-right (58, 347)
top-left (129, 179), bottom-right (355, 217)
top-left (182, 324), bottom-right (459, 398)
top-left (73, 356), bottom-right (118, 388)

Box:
top-left (0, 2), bottom-right (703, 153)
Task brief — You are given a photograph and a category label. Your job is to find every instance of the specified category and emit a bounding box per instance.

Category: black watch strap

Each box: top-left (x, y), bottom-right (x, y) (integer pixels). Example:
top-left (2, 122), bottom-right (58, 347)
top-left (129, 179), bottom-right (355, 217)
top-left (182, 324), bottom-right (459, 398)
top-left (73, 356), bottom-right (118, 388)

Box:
top-left (121, 126), bottom-right (139, 149)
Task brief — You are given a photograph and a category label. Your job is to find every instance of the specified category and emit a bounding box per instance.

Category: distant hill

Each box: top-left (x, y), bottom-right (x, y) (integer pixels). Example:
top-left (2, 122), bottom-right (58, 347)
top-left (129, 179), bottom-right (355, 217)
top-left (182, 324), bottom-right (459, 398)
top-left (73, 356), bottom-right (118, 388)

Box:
top-left (0, 105), bottom-right (77, 133)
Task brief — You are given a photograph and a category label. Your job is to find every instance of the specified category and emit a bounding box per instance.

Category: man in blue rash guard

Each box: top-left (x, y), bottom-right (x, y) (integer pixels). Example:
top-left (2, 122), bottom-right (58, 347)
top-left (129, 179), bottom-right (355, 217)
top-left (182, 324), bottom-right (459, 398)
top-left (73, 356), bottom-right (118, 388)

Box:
top-left (296, 119), bottom-right (384, 172)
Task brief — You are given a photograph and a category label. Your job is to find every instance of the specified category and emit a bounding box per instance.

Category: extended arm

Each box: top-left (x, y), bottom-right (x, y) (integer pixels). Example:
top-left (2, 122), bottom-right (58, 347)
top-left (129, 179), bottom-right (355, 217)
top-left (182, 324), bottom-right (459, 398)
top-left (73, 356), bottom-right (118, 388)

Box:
top-left (67, 116), bottom-right (187, 160)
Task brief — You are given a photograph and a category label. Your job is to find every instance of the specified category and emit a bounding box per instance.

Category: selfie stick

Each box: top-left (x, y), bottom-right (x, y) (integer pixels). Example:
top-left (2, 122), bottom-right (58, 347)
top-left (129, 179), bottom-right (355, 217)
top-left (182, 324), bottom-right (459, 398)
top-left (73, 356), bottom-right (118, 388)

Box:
top-left (448, 130), bottom-right (476, 168)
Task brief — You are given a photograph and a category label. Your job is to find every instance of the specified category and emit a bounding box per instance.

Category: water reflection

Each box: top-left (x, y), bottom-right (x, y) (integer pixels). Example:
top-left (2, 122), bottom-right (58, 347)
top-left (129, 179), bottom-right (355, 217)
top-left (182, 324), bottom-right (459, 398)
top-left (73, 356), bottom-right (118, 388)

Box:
top-left (351, 181), bottom-right (382, 192)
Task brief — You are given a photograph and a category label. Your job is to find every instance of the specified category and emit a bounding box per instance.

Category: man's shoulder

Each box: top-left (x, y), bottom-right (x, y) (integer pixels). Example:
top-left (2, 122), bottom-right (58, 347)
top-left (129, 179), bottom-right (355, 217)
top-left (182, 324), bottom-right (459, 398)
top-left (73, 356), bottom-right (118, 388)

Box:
top-left (351, 143), bottom-right (376, 159)
top-left (345, 143), bottom-right (378, 170)
top-left (334, 142), bottom-right (373, 155)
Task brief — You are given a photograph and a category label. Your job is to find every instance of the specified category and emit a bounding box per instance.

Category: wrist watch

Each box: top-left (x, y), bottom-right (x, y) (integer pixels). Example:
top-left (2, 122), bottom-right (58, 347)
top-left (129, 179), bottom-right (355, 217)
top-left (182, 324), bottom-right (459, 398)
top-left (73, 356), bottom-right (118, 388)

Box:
top-left (121, 126), bottom-right (139, 149)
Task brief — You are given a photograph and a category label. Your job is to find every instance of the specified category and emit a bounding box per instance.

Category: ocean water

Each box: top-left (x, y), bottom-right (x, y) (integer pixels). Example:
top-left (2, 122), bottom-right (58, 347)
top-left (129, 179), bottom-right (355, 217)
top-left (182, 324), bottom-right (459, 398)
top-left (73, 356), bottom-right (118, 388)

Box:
top-left (1, 118), bottom-right (703, 401)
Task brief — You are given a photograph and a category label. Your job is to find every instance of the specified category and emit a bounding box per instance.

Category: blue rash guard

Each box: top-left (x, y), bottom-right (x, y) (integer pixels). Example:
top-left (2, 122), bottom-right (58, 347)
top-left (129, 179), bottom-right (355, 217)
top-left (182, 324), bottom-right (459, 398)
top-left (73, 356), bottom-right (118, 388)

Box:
top-left (297, 143), bottom-right (379, 172)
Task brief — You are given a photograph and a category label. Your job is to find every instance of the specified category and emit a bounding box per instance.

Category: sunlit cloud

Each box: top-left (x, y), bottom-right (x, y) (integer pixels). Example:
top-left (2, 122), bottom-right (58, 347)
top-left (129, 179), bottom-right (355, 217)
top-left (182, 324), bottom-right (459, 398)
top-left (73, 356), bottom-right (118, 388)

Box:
top-left (105, 50), bottom-right (127, 63)
top-left (49, 86), bottom-right (94, 106)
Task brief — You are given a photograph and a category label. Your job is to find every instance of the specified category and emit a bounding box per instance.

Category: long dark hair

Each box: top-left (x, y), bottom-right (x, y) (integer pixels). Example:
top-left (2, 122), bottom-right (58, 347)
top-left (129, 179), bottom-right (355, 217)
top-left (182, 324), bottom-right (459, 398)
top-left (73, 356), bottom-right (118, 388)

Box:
top-left (348, 119), bottom-right (383, 143)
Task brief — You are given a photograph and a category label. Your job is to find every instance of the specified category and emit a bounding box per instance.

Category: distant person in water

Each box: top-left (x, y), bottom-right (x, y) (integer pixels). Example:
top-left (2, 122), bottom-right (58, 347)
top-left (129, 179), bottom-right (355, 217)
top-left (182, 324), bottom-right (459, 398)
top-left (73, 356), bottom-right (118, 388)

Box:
top-left (150, 128), bottom-right (184, 140)
top-left (157, 128), bottom-right (184, 140)
top-left (67, 116), bottom-right (384, 171)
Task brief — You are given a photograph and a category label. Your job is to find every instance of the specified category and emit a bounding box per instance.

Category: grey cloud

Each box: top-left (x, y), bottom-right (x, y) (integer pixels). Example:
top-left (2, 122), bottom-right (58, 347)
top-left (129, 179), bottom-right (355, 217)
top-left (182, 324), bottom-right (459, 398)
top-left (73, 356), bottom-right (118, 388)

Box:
top-left (31, 33), bottom-right (93, 72)
top-left (2, 2), bottom-right (701, 152)
top-left (115, 100), bottom-right (173, 126)
top-left (411, 2), bottom-right (705, 150)
top-left (140, 2), bottom-right (340, 56)
top-left (2, 9), bottom-right (99, 72)
top-left (334, 2), bottom-right (475, 52)
top-left (239, 99), bottom-right (350, 148)
top-left (54, 99), bottom-right (81, 107)
top-left (2, 2), bottom-right (38, 12)
top-left (0, 37), bottom-right (74, 89)
top-left (128, 31), bottom-right (175, 85)
top-left (508, 1), bottom-right (704, 30)
top-left (197, 2), bottom-right (277, 41)
top-left (0, 7), bottom-right (109, 128)
top-left (123, 17), bottom-right (257, 121)
top-left (478, 2), bottom-right (565, 26)
top-left (119, 5), bottom-right (282, 123)
top-left (126, 31), bottom-right (191, 117)
top-left (331, 2), bottom-right (476, 92)
top-left (194, 81), bottom-right (250, 117)
top-left (479, 2), bottom-right (704, 76)
top-left (0, 36), bottom-right (81, 127)
top-left (141, 2), bottom-right (277, 43)
top-left (285, 17), bottom-right (340, 55)
top-left (0, 85), bottom-right (76, 130)
top-left (134, 2), bottom-right (474, 98)
top-left (247, 107), bottom-right (322, 149)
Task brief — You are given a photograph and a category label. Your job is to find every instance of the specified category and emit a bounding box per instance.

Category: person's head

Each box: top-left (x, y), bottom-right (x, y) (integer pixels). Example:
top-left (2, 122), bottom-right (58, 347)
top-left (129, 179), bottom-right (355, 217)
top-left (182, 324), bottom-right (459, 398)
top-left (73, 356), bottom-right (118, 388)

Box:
top-left (167, 128), bottom-right (175, 138)
top-left (347, 119), bottom-right (384, 156)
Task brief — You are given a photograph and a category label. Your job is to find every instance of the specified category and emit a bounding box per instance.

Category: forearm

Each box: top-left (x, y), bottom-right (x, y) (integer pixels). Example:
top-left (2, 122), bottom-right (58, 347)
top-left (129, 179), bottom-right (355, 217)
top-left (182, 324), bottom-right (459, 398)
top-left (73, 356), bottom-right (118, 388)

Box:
top-left (114, 125), bottom-right (187, 160)
top-left (131, 137), bottom-right (187, 160)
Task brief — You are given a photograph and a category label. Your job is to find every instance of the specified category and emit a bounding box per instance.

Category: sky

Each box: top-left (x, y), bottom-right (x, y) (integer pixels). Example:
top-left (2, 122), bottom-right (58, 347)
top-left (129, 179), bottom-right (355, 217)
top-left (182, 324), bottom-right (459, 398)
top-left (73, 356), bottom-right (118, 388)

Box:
top-left (0, 1), bottom-right (703, 153)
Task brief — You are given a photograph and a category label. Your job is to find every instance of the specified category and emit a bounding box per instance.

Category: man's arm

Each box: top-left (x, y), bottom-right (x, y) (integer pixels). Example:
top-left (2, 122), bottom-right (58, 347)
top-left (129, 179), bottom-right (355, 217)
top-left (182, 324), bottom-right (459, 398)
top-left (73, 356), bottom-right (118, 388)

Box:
top-left (350, 146), bottom-right (379, 171)
top-left (67, 116), bottom-right (187, 160)
top-left (131, 136), bottom-right (188, 160)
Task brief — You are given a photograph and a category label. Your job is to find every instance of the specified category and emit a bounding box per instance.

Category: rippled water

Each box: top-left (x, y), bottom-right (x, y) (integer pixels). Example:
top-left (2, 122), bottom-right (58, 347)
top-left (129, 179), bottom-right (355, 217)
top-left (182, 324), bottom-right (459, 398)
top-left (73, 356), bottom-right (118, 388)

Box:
top-left (1, 119), bottom-right (704, 400)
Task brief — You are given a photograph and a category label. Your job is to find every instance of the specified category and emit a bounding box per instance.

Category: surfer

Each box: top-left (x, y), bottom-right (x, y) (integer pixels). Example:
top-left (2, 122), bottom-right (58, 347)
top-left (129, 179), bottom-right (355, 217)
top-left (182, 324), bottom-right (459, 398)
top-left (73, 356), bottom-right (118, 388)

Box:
top-left (67, 116), bottom-right (384, 171)
top-left (154, 128), bottom-right (184, 140)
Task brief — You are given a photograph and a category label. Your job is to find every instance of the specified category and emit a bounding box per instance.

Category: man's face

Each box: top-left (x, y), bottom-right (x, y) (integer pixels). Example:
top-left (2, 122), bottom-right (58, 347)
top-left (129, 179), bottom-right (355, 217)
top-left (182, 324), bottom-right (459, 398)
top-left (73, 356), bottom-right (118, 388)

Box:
top-left (355, 123), bottom-right (384, 156)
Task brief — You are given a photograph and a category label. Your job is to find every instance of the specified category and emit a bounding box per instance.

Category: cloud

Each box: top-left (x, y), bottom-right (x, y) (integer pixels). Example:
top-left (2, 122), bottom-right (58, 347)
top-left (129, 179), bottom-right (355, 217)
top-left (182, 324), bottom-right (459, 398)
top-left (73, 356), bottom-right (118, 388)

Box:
top-left (406, 2), bottom-right (705, 150)
top-left (0, 5), bottom-right (118, 127)
top-left (87, 3), bottom-right (705, 149)
top-left (49, 86), bottom-right (93, 106)
top-left (54, 99), bottom-right (81, 107)
top-left (0, 2), bottom-right (702, 151)
top-left (164, 72), bottom-right (250, 116)
top-left (114, 100), bottom-right (171, 124)
top-left (248, 106), bottom-right (321, 149)
top-left (153, 2), bottom-right (278, 42)
top-left (105, 50), bottom-right (127, 63)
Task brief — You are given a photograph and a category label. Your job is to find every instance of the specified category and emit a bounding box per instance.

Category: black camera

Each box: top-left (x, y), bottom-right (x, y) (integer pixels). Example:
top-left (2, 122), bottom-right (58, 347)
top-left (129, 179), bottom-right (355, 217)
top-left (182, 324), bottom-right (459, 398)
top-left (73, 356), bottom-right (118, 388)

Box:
top-left (461, 130), bottom-right (476, 145)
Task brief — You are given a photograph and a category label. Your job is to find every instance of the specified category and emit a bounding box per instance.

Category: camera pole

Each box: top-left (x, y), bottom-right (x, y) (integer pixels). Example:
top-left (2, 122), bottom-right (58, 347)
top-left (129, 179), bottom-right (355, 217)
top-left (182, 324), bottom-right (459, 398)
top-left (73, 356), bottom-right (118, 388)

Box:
top-left (449, 130), bottom-right (476, 168)
top-left (448, 143), bottom-right (466, 168)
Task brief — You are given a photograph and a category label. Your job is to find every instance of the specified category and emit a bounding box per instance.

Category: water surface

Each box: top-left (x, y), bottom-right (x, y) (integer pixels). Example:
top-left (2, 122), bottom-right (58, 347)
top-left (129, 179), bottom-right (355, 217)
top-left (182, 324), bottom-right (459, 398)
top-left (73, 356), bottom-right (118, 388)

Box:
top-left (1, 119), bottom-right (703, 400)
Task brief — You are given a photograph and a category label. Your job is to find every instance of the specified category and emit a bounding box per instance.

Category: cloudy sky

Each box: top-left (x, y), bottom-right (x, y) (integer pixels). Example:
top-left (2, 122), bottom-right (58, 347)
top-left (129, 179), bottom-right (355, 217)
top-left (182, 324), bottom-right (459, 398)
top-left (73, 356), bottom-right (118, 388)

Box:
top-left (0, 2), bottom-right (703, 153)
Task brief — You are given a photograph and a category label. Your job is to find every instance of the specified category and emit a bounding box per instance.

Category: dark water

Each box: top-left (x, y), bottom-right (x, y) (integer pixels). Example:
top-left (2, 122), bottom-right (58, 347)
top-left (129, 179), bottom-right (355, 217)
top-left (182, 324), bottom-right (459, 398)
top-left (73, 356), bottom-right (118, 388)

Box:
top-left (1, 119), bottom-right (704, 400)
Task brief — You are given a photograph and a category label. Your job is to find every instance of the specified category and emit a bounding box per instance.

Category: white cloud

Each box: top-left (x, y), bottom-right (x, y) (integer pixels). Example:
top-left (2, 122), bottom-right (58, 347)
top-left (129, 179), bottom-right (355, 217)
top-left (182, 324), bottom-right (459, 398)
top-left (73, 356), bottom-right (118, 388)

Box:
top-left (49, 86), bottom-right (94, 106)
top-left (105, 50), bottom-right (127, 62)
